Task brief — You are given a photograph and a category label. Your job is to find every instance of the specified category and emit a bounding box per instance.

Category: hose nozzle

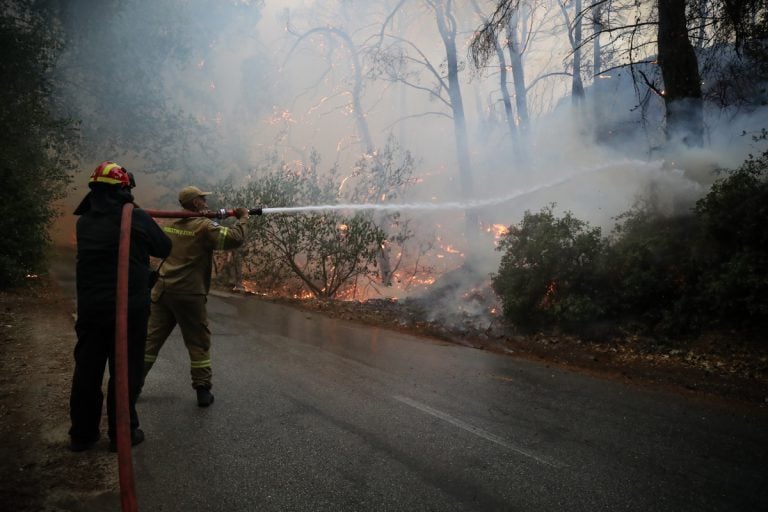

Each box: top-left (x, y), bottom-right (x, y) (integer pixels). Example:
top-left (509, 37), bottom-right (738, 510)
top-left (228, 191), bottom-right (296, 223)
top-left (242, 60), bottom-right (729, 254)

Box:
top-left (214, 207), bottom-right (263, 219)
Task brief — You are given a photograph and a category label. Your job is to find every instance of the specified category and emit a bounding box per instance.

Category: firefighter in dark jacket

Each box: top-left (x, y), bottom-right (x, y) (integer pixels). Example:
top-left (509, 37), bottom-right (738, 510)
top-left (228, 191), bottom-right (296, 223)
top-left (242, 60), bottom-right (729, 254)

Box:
top-left (142, 186), bottom-right (249, 407)
top-left (69, 161), bottom-right (172, 452)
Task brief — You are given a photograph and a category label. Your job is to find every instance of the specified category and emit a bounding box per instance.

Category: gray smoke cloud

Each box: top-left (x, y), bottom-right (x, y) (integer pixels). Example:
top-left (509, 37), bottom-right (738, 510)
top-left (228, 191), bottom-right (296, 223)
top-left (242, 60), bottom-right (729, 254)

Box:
top-left (52, 0), bottom-right (768, 325)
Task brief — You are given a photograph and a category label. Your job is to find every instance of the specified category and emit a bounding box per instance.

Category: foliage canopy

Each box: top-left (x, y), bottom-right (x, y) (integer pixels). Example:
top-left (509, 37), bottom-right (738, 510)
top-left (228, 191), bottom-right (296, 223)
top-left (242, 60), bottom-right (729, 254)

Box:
top-left (0, 3), bottom-right (76, 288)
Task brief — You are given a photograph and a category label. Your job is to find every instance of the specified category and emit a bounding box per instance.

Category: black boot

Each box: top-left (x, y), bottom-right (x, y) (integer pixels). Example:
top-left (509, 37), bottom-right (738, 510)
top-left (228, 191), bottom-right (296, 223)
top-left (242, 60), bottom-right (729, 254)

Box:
top-left (70, 432), bottom-right (100, 452)
top-left (195, 386), bottom-right (214, 407)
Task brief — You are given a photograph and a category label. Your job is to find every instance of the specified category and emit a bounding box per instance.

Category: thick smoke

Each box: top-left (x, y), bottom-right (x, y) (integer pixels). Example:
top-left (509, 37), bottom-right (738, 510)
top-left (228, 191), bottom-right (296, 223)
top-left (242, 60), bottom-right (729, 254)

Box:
top-left (52, 0), bottom-right (768, 327)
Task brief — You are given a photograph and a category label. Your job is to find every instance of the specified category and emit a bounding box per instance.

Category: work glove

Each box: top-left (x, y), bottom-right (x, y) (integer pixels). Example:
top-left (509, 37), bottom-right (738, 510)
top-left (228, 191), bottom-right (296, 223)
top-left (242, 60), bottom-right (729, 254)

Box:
top-left (235, 207), bottom-right (250, 220)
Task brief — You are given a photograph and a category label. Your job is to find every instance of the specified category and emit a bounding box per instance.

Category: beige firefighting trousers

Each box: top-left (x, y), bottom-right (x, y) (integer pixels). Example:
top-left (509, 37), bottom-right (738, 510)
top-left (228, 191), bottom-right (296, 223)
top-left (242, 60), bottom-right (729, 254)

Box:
top-left (143, 292), bottom-right (212, 389)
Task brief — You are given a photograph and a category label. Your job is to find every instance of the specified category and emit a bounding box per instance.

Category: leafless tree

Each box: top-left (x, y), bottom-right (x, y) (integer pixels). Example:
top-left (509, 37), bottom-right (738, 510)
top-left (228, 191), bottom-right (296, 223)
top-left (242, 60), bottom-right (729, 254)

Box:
top-left (469, 0), bottom-right (518, 137)
top-left (285, 17), bottom-right (401, 284)
top-left (471, 0), bottom-right (767, 148)
top-left (557, 0), bottom-right (586, 103)
top-left (505, 7), bottom-right (532, 132)
top-left (374, 0), bottom-right (480, 236)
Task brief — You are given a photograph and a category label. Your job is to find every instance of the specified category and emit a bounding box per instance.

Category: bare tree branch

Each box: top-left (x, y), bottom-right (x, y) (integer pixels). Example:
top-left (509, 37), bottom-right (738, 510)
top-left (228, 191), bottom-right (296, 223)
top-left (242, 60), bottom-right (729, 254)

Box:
top-left (383, 110), bottom-right (454, 131)
top-left (468, 0), bottom-right (521, 69)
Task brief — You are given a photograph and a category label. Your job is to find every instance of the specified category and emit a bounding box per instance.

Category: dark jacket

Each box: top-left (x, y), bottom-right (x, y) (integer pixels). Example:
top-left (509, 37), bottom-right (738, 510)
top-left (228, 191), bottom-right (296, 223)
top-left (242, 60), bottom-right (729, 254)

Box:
top-left (75, 184), bottom-right (171, 316)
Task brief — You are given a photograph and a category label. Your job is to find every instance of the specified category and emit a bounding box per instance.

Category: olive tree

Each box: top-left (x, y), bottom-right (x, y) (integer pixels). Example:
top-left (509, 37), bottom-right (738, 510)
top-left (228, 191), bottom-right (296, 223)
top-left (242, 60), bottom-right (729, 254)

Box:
top-left (214, 151), bottom-right (388, 298)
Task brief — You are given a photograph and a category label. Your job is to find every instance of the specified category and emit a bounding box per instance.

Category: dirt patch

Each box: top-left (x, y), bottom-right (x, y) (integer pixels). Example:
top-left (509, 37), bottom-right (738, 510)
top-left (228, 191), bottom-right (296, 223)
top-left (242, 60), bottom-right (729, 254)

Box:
top-left (0, 277), bottom-right (117, 511)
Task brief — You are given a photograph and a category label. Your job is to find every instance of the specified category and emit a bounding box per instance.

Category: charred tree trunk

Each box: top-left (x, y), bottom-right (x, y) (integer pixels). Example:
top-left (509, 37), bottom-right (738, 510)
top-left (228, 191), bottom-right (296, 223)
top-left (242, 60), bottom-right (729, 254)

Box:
top-left (495, 41), bottom-right (518, 137)
top-left (470, 0), bottom-right (517, 137)
top-left (592, 1), bottom-right (602, 76)
top-left (657, 0), bottom-right (703, 147)
top-left (571, 0), bottom-right (585, 103)
top-left (505, 12), bottom-right (529, 132)
top-left (591, 0), bottom-right (605, 139)
top-left (559, 0), bottom-right (585, 103)
top-left (433, 1), bottom-right (477, 232)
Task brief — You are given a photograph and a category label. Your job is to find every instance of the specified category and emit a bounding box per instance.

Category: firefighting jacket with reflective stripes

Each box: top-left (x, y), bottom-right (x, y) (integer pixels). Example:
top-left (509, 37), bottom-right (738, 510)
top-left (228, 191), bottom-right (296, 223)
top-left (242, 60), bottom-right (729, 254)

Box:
top-left (154, 215), bottom-right (247, 295)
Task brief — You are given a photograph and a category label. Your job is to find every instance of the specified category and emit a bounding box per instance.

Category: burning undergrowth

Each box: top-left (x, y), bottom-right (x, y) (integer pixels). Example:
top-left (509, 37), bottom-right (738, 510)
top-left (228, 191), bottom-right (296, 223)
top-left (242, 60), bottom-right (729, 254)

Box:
top-left (264, 291), bottom-right (506, 350)
top-left (403, 264), bottom-right (504, 338)
top-left (232, 259), bottom-right (506, 347)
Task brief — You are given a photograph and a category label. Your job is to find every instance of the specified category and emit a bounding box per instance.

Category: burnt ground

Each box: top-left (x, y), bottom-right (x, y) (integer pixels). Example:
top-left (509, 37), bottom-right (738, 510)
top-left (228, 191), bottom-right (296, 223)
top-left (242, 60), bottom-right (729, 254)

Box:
top-left (2, 277), bottom-right (767, 511)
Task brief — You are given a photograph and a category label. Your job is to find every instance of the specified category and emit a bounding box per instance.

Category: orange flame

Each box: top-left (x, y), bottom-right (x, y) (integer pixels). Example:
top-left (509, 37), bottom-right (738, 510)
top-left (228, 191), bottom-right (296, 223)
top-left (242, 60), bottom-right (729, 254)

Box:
top-left (487, 224), bottom-right (508, 239)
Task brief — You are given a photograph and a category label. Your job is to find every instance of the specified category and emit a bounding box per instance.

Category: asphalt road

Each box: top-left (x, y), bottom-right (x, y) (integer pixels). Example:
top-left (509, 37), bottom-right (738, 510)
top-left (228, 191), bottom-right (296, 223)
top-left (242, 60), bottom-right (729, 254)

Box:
top-left (51, 254), bottom-right (768, 511)
top-left (122, 291), bottom-right (766, 512)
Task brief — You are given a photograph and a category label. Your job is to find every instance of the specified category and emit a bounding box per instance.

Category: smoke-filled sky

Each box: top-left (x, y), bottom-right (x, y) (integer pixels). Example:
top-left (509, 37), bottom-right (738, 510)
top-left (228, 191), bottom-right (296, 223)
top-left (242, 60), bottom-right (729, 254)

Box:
top-left (51, 0), bottom-right (768, 301)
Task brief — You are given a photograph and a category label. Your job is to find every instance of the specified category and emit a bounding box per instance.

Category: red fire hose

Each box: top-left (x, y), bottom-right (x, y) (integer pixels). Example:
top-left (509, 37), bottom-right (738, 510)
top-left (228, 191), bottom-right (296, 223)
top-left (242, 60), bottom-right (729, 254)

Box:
top-left (144, 207), bottom-right (262, 219)
top-left (112, 205), bottom-right (261, 511)
top-left (115, 203), bottom-right (137, 512)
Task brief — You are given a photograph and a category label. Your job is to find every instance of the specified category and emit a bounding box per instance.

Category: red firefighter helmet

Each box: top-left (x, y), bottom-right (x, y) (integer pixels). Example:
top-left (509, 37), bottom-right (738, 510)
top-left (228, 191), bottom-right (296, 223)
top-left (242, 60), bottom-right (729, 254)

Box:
top-left (89, 161), bottom-right (131, 188)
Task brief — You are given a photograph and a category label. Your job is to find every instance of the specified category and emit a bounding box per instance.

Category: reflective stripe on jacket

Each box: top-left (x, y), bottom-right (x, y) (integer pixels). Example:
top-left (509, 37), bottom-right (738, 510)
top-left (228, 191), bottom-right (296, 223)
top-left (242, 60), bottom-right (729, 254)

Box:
top-left (154, 216), bottom-right (247, 295)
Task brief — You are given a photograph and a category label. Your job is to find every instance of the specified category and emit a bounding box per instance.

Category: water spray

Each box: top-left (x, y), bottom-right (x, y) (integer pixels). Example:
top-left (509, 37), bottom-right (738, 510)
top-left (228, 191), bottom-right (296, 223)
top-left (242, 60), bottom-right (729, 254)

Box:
top-left (144, 160), bottom-right (665, 218)
top-left (146, 197), bottom-right (524, 219)
top-left (259, 163), bottom-right (628, 215)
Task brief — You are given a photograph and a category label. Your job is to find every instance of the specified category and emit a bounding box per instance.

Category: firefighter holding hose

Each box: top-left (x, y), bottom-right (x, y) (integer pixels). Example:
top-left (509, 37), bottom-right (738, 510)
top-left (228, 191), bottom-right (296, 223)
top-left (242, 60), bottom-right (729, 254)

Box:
top-left (69, 162), bottom-right (172, 452)
top-left (142, 186), bottom-right (250, 407)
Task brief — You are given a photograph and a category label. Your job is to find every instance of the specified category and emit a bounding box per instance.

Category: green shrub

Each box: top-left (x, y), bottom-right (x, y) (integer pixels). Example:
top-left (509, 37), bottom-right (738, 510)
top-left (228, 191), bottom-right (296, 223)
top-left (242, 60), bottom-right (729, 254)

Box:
top-left (606, 208), bottom-right (702, 334)
top-left (491, 145), bottom-right (768, 338)
top-left (693, 148), bottom-right (768, 329)
top-left (492, 205), bottom-right (607, 332)
top-left (0, 7), bottom-right (75, 288)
